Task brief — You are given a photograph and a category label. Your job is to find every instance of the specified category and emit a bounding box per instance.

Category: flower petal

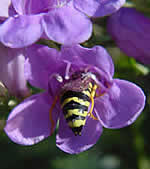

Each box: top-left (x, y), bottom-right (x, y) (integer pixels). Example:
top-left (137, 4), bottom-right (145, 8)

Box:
top-left (61, 45), bottom-right (114, 77)
top-left (8, 3), bottom-right (18, 17)
top-left (0, 43), bottom-right (29, 97)
top-left (0, 0), bottom-right (11, 18)
top-left (24, 44), bottom-right (61, 90)
top-left (42, 2), bottom-right (92, 45)
top-left (107, 7), bottom-right (150, 64)
top-left (0, 15), bottom-right (43, 48)
top-left (0, 17), bottom-right (6, 24)
top-left (56, 114), bottom-right (103, 154)
top-left (95, 79), bottom-right (145, 128)
top-left (11, 0), bottom-right (25, 14)
top-left (12, 0), bottom-right (53, 15)
top-left (74, 0), bottom-right (125, 17)
top-left (4, 92), bottom-right (59, 145)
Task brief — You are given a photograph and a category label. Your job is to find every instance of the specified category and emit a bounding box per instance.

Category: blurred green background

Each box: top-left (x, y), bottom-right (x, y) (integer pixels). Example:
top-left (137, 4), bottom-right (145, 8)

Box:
top-left (0, 1), bottom-right (150, 169)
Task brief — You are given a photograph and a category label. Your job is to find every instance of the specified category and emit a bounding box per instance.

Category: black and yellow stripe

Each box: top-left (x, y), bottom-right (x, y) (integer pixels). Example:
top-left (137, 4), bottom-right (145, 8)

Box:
top-left (60, 83), bottom-right (93, 136)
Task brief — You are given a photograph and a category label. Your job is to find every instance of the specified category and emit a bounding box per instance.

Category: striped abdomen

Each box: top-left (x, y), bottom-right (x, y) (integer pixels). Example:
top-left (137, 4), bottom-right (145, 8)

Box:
top-left (60, 86), bottom-right (92, 136)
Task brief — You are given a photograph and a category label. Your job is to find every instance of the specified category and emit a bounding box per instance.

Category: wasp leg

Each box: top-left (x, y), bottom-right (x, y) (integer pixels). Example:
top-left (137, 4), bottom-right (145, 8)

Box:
top-left (49, 95), bottom-right (58, 135)
top-left (88, 84), bottom-right (98, 120)
top-left (88, 96), bottom-right (98, 120)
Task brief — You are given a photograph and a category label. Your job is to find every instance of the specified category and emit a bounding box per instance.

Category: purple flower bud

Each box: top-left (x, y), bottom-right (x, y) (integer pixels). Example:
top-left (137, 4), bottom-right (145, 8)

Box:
top-left (0, 43), bottom-right (30, 98)
top-left (0, 0), bottom-right (11, 18)
top-left (0, 0), bottom-right (125, 48)
top-left (107, 7), bottom-right (150, 64)
top-left (4, 44), bottom-right (145, 154)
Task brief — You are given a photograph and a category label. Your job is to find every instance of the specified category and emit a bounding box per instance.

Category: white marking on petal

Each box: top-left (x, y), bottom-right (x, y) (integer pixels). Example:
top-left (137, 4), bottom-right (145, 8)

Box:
top-left (13, 128), bottom-right (45, 145)
top-left (14, 14), bottom-right (19, 18)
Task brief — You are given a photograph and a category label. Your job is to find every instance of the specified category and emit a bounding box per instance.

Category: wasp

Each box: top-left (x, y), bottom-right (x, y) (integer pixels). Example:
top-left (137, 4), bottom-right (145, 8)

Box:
top-left (49, 71), bottom-right (99, 136)
top-left (60, 72), bottom-right (98, 136)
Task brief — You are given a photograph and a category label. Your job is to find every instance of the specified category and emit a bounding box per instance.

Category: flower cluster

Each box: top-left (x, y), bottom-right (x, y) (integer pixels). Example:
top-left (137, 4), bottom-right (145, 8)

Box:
top-left (0, 0), bottom-right (148, 154)
top-left (4, 44), bottom-right (145, 154)
top-left (0, 0), bottom-right (125, 48)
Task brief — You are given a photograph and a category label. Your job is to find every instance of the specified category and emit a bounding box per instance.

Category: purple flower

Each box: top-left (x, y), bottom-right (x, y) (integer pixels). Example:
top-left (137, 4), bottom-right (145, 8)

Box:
top-left (107, 7), bottom-right (150, 64)
top-left (0, 42), bottom-right (30, 98)
top-left (4, 44), bottom-right (145, 154)
top-left (0, 0), bottom-right (125, 48)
